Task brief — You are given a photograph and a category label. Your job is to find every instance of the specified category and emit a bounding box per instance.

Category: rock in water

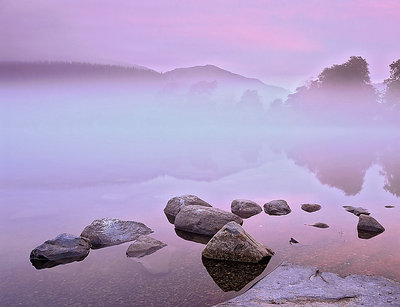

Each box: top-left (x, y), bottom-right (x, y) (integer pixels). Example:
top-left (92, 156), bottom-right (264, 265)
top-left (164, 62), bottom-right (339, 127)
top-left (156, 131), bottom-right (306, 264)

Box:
top-left (307, 222), bottom-right (329, 229)
top-left (357, 215), bottom-right (385, 234)
top-left (202, 222), bottom-right (274, 263)
top-left (174, 205), bottom-right (243, 236)
top-left (126, 236), bottom-right (167, 258)
top-left (343, 206), bottom-right (370, 216)
top-left (263, 200), bottom-right (291, 216)
top-left (81, 218), bottom-right (153, 248)
top-left (164, 195), bottom-right (212, 223)
top-left (231, 199), bottom-right (262, 218)
top-left (301, 203), bottom-right (321, 213)
top-left (30, 233), bottom-right (91, 269)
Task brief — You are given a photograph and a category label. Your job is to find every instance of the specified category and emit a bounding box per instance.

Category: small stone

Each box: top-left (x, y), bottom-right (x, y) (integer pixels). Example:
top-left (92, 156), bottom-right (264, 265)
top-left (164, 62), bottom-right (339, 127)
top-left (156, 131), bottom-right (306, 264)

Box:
top-left (264, 200), bottom-right (291, 216)
top-left (202, 221), bottom-right (274, 263)
top-left (307, 222), bottom-right (329, 229)
top-left (126, 236), bottom-right (167, 258)
top-left (164, 195), bottom-right (212, 223)
top-left (343, 206), bottom-right (370, 216)
top-left (231, 199), bottom-right (262, 218)
top-left (357, 215), bottom-right (385, 234)
top-left (385, 205), bottom-right (395, 208)
top-left (301, 204), bottom-right (321, 213)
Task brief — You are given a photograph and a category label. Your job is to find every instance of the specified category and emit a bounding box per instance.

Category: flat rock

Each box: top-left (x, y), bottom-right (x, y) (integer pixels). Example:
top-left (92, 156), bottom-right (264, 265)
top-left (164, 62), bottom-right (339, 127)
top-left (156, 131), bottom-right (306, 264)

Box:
top-left (301, 203), bottom-right (321, 213)
top-left (164, 195), bottom-right (212, 223)
top-left (30, 233), bottom-right (91, 269)
top-left (307, 222), bottom-right (329, 229)
top-left (174, 205), bottom-right (243, 236)
top-left (126, 235), bottom-right (167, 258)
top-left (81, 218), bottom-right (153, 248)
top-left (231, 199), bottom-right (262, 218)
top-left (343, 206), bottom-right (370, 216)
top-left (202, 221), bottom-right (274, 263)
top-left (263, 200), bottom-right (291, 216)
top-left (215, 262), bottom-right (400, 306)
top-left (357, 215), bottom-right (385, 235)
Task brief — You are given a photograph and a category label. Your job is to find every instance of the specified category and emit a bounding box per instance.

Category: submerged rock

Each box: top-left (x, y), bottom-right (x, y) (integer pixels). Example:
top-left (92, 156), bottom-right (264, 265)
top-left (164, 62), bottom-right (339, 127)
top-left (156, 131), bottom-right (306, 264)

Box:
top-left (301, 203), bottom-right (321, 213)
top-left (126, 236), bottom-right (167, 258)
top-left (30, 233), bottom-right (91, 269)
top-left (202, 257), bottom-right (270, 292)
top-left (202, 222), bottom-right (274, 263)
top-left (216, 262), bottom-right (400, 306)
top-left (385, 205), bottom-right (395, 208)
top-left (164, 195), bottom-right (212, 223)
top-left (231, 199), bottom-right (262, 219)
top-left (81, 218), bottom-right (153, 248)
top-left (357, 215), bottom-right (385, 236)
top-left (174, 205), bottom-right (243, 236)
top-left (343, 206), bottom-right (370, 216)
top-left (263, 200), bottom-right (291, 216)
top-left (307, 222), bottom-right (329, 229)
top-left (289, 237), bottom-right (299, 244)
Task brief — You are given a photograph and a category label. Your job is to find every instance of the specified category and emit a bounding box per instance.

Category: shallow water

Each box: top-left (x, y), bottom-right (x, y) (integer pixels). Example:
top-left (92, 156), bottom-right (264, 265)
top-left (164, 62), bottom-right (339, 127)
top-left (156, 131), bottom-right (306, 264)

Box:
top-left (1, 84), bottom-right (399, 306)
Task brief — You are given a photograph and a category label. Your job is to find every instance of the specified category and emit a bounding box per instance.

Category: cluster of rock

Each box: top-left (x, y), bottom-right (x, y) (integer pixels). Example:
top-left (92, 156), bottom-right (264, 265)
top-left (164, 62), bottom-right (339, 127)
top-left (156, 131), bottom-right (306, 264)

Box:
top-left (343, 206), bottom-right (385, 239)
top-left (30, 218), bottom-right (167, 270)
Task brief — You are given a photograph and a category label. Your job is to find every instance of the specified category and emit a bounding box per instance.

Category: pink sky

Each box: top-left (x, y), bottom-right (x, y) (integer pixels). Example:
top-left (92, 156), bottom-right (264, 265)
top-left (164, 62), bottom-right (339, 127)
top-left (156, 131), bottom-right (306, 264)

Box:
top-left (0, 0), bottom-right (399, 88)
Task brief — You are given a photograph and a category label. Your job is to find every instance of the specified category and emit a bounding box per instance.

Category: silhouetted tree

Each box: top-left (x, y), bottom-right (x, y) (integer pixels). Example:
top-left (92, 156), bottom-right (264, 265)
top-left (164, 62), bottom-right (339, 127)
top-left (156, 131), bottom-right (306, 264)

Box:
top-left (384, 59), bottom-right (400, 106)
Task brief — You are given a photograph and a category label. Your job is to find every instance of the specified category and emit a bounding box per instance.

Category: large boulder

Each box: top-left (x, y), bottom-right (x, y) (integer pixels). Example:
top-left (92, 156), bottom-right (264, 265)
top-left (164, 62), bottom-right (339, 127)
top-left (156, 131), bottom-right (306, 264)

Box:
top-left (357, 215), bottom-right (385, 235)
top-left (30, 233), bottom-right (91, 269)
top-left (231, 199), bottom-right (262, 218)
top-left (301, 203), bottom-right (321, 213)
top-left (202, 222), bottom-right (274, 263)
top-left (81, 218), bottom-right (153, 248)
top-left (264, 200), bottom-right (291, 216)
top-left (164, 195), bottom-right (212, 223)
top-left (126, 235), bottom-right (167, 258)
top-left (174, 205), bottom-right (243, 236)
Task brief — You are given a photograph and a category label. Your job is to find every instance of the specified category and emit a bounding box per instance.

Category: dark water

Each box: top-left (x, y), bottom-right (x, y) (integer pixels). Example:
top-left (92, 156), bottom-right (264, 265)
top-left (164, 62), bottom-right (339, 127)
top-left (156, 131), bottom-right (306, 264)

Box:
top-left (1, 84), bottom-right (399, 306)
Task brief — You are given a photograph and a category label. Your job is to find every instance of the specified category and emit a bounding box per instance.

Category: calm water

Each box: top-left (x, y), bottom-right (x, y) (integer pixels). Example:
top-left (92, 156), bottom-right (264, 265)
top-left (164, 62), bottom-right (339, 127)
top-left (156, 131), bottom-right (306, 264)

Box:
top-left (1, 84), bottom-right (399, 306)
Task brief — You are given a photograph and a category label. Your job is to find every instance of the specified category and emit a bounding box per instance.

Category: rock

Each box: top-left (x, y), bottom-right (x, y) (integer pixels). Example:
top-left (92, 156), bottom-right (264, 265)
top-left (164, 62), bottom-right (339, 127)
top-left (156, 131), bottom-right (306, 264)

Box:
top-left (343, 205), bottom-right (370, 216)
top-left (215, 262), bottom-right (400, 306)
top-left (289, 237), bottom-right (299, 244)
top-left (357, 215), bottom-right (385, 235)
top-left (385, 205), bottom-right (395, 208)
top-left (307, 222), bottom-right (329, 228)
top-left (202, 257), bottom-right (270, 292)
top-left (231, 199), bottom-right (262, 218)
top-left (30, 233), bottom-right (91, 269)
top-left (164, 195), bottom-right (212, 223)
top-left (263, 200), bottom-right (291, 216)
top-left (174, 205), bottom-right (243, 236)
top-left (202, 222), bottom-right (274, 263)
top-left (81, 218), bottom-right (153, 248)
top-left (126, 235), bottom-right (167, 258)
top-left (175, 229), bottom-right (213, 245)
top-left (301, 203), bottom-right (321, 213)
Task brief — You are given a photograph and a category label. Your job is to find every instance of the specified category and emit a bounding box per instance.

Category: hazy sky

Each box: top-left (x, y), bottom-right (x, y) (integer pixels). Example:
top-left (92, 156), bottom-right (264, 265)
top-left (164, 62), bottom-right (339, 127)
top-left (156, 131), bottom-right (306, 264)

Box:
top-left (0, 0), bottom-right (399, 88)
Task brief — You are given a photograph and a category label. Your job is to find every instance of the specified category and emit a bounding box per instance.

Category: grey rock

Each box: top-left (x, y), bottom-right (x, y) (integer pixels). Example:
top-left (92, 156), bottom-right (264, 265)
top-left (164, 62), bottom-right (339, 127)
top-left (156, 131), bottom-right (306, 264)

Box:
top-left (215, 262), bottom-right (400, 306)
top-left (202, 222), bottom-right (274, 263)
top-left (81, 218), bottom-right (153, 248)
top-left (307, 222), bottom-right (329, 229)
top-left (343, 205), bottom-right (370, 216)
top-left (263, 200), bottom-right (291, 216)
top-left (174, 205), bottom-right (243, 236)
top-left (30, 233), bottom-right (91, 269)
top-left (231, 199), bottom-right (262, 218)
top-left (301, 203), bottom-right (321, 213)
top-left (385, 205), bottom-right (395, 208)
top-left (126, 235), bottom-right (167, 258)
top-left (357, 215), bottom-right (385, 235)
top-left (164, 195), bottom-right (212, 223)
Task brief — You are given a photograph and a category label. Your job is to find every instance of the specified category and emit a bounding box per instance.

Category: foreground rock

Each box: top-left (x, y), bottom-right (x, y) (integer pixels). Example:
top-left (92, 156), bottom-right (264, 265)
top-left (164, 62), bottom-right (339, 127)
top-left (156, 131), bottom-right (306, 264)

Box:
top-left (81, 218), bottom-right (153, 248)
top-left (126, 235), bottom-right (167, 258)
top-left (202, 257), bottom-right (270, 292)
top-left (174, 205), bottom-right (243, 236)
top-left (263, 200), bottom-right (291, 216)
top-left (164, 195), bottom-right (212, 223)
top-left (216, 262), bottom-right (400, 306)
top-left (202, 222), bottom-right (273, 263)
top-left (231, 199), bottom-right (262, 218)
top-left (357, 215), bottom-right (385, 236)
top-left (343, 205), bottom-right (370, 216)
top-left (301, 203), bottom-right (321, 213)
top-left (30, 233), bottom-right (91, 269)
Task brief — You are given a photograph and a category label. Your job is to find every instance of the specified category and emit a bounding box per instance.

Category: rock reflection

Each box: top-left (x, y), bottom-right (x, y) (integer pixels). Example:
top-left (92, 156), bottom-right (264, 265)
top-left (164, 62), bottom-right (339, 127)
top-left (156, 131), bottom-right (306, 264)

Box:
top-left (175, 229), bottom-right (212, 245)
top-left (30, 254), bottom-right (88, 270)
top-left (357, 229), bottom-right (385, 240)
top-left (202, 257), bottom-right (271, 292)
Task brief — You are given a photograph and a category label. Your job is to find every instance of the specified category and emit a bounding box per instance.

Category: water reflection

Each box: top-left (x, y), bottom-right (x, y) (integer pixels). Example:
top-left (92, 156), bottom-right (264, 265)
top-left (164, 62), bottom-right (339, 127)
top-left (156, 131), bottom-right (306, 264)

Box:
top-left (30, 255), bottom-right (88, 270)
top-left (202, 257), bottom-right (271, 292)
top-left (357, 229), bottom-right (384, 240)
top-left (175, 229), bottom-right (212, 245)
